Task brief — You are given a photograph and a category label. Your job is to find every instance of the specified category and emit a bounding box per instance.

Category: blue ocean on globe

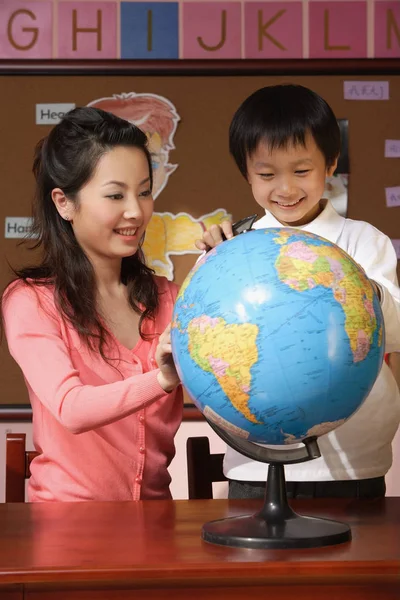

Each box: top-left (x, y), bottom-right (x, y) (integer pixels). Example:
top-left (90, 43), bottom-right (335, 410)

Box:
top-left (171, 228), bottom-right (384, 445)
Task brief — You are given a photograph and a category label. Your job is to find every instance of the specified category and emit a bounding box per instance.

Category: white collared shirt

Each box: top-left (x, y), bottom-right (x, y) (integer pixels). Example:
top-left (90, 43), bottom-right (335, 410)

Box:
top-left (224, 200), bottom-right (400, 482)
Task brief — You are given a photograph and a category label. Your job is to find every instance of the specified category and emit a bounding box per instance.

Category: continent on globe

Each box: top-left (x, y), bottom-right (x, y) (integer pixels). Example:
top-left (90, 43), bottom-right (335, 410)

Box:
top-left (187, 316), bottom-right (260, 423)
top-left (272, 231), bottom-right (380, 363)
top-left (203, 405), bottom-right (250, 439)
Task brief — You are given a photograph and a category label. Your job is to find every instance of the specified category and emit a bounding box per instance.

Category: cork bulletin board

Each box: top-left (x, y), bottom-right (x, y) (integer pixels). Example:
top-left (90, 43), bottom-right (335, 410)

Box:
top-left (0, 60), bottom-right (399, 414)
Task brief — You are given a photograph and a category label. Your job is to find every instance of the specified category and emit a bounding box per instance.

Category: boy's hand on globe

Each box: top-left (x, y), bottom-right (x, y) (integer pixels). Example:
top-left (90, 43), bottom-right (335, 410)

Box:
top-left (201, 210), bottom-right (232, 230)
top-left (156, 324), bottom-right (180, 393)
top-left (195, 220), bottom-right (234, 252)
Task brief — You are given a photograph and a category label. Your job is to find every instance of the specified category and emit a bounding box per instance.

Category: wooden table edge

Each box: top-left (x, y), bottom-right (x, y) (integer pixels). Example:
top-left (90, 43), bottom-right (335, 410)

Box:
top-left (0, 562), bottom-right (399, 586)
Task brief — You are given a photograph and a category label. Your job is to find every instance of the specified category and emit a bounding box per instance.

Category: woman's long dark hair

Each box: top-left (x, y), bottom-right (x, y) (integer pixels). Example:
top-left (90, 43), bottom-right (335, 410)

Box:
top-left (3, 106), bottom-right (159, 359)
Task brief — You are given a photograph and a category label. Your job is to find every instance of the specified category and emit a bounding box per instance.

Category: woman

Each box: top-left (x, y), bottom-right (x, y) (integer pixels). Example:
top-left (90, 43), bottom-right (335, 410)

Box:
top-left (2, 107), bottom-right (182, 502)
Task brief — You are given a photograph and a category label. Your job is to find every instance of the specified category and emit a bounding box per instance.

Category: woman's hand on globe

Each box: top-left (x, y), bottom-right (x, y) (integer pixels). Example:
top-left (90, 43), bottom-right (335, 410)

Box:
top-left (156, 324), bottom-right (181, 393)
top-left (195, 220), bottom-right (234, 252)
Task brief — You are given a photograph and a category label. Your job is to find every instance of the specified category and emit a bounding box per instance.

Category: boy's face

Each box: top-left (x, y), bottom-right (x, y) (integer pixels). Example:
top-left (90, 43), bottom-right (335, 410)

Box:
top-left (246, 134), bottom-right (337, 227)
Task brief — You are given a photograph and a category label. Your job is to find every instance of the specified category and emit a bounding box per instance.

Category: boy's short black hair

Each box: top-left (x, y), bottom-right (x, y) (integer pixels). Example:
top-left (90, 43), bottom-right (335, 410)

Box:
top-left (229, 84), bottom-right (341, 178)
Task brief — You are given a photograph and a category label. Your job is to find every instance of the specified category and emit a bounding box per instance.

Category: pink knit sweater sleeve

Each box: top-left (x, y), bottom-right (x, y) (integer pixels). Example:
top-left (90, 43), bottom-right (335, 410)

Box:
top-left (3, 283), bottom-right (170, 434)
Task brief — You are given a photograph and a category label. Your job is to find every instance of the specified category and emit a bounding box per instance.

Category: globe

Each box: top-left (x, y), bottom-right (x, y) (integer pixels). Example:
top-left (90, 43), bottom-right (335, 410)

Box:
top-left (172, 227), bottom-right (384, 446)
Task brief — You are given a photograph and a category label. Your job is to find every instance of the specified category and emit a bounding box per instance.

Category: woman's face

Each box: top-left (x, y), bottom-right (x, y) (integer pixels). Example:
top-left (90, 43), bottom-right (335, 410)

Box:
top-left (55, 146), bottom-right (154, 264)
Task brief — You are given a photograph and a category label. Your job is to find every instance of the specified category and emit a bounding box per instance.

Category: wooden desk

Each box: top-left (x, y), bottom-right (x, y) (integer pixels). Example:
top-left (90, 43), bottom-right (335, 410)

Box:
top-left (0, 498), bottom-right (399, 599)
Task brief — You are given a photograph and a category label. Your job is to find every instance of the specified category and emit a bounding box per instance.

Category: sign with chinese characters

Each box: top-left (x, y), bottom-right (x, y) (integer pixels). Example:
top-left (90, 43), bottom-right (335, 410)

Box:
top-left (385, 140), bottom-right (400, 158)
top-left (343, 81), bottom-right (390, 100)
top-left (385, 186), bottom-right (400, 208)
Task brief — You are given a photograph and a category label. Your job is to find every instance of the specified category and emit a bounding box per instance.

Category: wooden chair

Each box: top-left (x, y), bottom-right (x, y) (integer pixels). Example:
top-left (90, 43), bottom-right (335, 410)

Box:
top-left (5, 433), bottom-right (39, 502)
top-left (186, 436), bottom-right (226, 499)
top-left (7, 433), bottom-right (225, 501)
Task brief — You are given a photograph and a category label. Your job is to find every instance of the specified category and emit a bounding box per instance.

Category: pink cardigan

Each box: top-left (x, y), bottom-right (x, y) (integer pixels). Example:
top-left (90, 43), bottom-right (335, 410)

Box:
top-left (3, 277), bottom-right (183, 502)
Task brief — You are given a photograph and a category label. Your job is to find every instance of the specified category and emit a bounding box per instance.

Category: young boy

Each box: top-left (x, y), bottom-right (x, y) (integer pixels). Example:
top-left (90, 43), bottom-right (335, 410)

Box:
top-left (196, 85), bottom-right (400, 500)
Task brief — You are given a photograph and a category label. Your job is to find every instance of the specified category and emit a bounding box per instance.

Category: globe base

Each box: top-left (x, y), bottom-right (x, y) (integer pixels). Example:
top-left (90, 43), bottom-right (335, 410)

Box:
top-left (202, 463), bottom-right (351, 549)
top-left (202, 511), bottom-right (351, 549)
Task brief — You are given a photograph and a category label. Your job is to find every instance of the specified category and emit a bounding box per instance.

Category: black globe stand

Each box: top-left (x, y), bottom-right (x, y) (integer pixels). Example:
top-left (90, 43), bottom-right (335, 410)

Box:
top-left (202, 418), bottom-right (352, 549)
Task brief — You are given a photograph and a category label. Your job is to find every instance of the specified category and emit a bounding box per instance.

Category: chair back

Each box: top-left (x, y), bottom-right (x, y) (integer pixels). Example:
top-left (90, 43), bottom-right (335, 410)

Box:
top-left (5, 433), bottom-right (38, 502)
top-left (186, 436), bottom-right (226, 499)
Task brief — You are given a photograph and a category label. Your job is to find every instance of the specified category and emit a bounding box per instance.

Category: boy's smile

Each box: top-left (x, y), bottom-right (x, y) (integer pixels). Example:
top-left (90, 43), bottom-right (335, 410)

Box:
top-left (246, 134), bottom-right (337, 227)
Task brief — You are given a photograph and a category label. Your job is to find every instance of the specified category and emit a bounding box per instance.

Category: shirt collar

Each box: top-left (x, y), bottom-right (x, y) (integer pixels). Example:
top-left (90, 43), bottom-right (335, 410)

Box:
top-left (253, 199), bottom-right (346, 244)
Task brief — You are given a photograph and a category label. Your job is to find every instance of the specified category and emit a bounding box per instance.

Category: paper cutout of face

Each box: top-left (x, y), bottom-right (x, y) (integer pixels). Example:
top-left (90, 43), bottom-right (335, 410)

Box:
top-left (146, 131), bottom-right (177, 199)
top-left (87, 93), bottom-right (180, 199)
